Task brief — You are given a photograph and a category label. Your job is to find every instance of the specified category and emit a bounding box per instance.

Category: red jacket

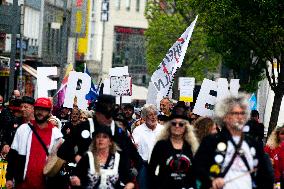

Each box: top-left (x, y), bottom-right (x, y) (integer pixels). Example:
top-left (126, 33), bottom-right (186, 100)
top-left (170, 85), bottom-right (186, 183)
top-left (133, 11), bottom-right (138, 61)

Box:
top-left (264, 145), bottom-right (281, 181)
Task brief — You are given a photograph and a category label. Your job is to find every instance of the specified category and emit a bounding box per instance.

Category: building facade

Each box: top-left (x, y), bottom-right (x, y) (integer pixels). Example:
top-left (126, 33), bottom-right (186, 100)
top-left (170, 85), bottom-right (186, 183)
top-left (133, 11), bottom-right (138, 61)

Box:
top-left (81, 0), bottom-right (149, 86)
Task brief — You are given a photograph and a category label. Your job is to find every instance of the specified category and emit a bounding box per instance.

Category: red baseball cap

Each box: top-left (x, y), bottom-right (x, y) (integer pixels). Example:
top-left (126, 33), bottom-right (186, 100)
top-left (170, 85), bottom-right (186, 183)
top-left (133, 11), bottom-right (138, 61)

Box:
top-left (34, 97), bottom-right (52, 109)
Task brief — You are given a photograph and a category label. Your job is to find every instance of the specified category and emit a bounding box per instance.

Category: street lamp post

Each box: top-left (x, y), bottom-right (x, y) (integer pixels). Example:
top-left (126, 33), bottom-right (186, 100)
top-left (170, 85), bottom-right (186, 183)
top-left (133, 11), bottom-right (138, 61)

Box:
top-left (100, 0), bottom-right (109, 80)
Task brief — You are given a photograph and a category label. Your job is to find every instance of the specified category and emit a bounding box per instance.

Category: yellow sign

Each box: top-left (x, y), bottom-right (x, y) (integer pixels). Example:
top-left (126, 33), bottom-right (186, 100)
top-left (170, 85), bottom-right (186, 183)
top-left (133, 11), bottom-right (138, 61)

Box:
top-left (76, 10), bottom-right (82, 33)
top-left (179, 96), bottom-right (193, 102)
top-left (0, 68), bottom-right (10, 77)
top-left (0, 161), bottom-right (8, 187)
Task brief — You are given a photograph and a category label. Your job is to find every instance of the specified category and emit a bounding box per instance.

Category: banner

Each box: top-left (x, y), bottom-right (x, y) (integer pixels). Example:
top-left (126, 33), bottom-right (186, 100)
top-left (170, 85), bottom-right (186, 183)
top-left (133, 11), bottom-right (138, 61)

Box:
top-left (110, 76), bottom-right (132, 96)
top-left (151, 15), bottom-right (198, 97)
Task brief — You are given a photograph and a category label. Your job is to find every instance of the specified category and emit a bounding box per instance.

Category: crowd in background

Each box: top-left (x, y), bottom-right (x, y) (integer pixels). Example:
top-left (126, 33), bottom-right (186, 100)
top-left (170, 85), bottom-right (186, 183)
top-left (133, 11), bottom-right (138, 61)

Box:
top-left (0, 90), bottom-right (282, 189)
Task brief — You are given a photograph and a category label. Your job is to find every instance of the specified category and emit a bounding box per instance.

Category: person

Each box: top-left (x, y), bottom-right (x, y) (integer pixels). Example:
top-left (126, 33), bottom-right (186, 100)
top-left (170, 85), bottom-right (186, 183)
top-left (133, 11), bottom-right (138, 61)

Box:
top-left (148, 113), bottom-right (199, 189)
top-left (246, 110), bottom-right (265, 143)
top-left (48, 116), bottom-right (62, 130)
top-left (70, 126), bottom-right (135, 189)
top-left (0, 98), bottom-right (23, 145)
top-left (264, 124), bottom-right (284, 187)
top-left (194, 116), bottom-right (218, 143)
top-left (0, 142), bottom-right (10, 161)
top-left (132, 104), bottom-right (164, 189)
top-left (61, 107), bottom-right (81, 139)
top-left (122, 103), bottom-right (136, 132)
top-left (5, 97), bottom-right (63, 189)
top-left (20, 96), bottom-right (35, 123)
top-left (58, 94), bottom-right (142, 172)
top-left (193, 94), bottom-right (274, 189)
top-left (160, 97), bottom-right (172, 116)
top-left (13, 90), bottom-right (21, 98)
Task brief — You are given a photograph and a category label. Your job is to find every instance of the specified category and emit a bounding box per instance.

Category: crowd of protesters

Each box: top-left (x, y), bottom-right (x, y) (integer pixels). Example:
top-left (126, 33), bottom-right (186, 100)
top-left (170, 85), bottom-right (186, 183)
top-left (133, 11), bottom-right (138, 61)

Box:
top-left (0, 90), bottom-right (282, 189)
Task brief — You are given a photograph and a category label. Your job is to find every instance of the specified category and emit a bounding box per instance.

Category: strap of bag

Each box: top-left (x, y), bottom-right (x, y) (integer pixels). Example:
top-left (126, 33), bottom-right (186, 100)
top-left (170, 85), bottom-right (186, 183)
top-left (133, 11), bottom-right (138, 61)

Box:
top-left (28, 123), bottom-right (49, 156)
top-left (220, 135), bottom-right (244, 177)
top-left (229, 136), bottom-right (251, 172)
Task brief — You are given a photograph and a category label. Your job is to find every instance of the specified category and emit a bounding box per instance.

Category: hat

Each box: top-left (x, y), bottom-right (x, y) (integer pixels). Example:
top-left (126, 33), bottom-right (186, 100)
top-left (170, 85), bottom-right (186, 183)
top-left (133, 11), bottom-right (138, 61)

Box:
top-left (34, 97), bottom-right (52, 109)
top-left (92, 125), bottom-right (113, 139)
top-left (21, 96), bottom-right (35, 105)
top-left (95, 95), bottom-right (116, 118)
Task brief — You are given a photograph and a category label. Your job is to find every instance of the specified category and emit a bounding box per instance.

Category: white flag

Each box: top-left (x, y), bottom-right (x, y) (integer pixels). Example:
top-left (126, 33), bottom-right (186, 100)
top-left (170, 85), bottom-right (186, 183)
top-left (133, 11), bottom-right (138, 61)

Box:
top-left (151, 15), bottom-right (198, 97)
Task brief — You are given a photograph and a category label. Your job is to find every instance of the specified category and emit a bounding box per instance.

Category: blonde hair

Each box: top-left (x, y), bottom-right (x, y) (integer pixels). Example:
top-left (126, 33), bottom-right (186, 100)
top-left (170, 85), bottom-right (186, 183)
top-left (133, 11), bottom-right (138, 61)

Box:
top-left (158, 119), bottom-right (199, 154)
top-left (89, 137), bottom-right (120, 174)
top-left (266, 124), bottom-right (284, 149)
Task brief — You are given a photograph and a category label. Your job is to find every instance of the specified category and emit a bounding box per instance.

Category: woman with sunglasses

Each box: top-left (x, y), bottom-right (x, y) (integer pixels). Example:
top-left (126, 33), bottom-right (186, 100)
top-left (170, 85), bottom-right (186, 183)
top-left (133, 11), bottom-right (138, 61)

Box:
top-left (148, 113), bottom-right (199, 189)
top-left (264, 124), bottom-right (284, 188)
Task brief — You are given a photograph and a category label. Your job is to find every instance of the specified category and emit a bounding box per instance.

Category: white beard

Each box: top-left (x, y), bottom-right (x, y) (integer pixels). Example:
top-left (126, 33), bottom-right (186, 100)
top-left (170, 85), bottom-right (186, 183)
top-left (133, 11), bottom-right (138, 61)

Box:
top-left (231, 122), bottom-right (245, 131)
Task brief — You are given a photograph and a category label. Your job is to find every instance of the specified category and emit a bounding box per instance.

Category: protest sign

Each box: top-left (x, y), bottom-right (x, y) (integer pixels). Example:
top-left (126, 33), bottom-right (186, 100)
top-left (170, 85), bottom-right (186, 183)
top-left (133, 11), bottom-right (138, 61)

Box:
top-left (179, 77), bottom-right (195, 102)
top-left (193, 78), bottom-right (240, 117)
top-left (37, 67), bottom-right (57, 97)
top-left (110, 76), bottom-right (132, 96)
top-left (151, 16), bottom-right (198, 97)
top-left (63, 71), bottom-right (91, 110)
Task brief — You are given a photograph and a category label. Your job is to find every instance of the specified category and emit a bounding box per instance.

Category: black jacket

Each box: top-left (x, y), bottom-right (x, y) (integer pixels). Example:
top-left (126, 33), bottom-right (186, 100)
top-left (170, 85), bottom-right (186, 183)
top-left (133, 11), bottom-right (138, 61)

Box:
top-left (58, 117), bottom-right (142, 170)
top-left (193, 127), bottom-right (274, 189)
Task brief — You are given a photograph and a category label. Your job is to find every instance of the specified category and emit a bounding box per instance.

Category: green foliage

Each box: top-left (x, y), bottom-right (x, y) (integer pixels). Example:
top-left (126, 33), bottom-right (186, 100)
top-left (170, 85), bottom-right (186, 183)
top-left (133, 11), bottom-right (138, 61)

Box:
top-left (191, 0), bottom-right (284, 92)
top-left (145, 0), bottom-right (221, 83)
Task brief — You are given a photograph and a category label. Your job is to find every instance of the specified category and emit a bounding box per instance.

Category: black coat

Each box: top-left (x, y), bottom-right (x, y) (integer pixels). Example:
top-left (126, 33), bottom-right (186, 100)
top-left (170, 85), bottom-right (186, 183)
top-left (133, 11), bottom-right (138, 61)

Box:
top-left (58, 117), bottom-right (142, 170)
top-left (193, 127), bottom-right (274, 189)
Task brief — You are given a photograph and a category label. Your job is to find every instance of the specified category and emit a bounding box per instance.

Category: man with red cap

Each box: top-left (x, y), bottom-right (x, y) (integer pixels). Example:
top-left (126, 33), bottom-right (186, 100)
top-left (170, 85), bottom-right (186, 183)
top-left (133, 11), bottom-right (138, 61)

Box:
top-left (6, 97), bottom-right (63, 189)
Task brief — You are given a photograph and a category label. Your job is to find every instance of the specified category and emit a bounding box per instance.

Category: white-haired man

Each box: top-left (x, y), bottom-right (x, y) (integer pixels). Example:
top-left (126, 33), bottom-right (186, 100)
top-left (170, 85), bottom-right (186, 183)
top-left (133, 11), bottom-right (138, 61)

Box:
top-left (132, 104), bottom-right (163, 189)
top-left (193, 94), bottom-right (274, 189)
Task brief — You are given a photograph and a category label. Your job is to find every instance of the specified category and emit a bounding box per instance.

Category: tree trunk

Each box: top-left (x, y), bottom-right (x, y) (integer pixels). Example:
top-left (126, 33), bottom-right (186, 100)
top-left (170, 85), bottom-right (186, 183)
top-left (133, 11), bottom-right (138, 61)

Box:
top-left (267, 91), bottom-right (284, 137)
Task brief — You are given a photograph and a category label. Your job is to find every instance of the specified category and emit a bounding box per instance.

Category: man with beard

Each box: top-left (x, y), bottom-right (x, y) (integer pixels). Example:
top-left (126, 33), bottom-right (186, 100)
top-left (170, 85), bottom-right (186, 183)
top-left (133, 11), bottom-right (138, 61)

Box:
top-left (193, 94), bottom-right (273, 189)
top-left (6, 97), bottom-right (63, 189)
top-left (132, 104), bottom-right (164, 189)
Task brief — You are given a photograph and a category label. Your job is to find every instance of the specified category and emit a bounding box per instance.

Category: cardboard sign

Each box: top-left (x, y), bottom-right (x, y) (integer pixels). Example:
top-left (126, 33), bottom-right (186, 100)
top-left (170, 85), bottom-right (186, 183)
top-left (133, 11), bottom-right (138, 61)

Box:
top-left (110, 76), bottom-right (132, 96)
top-left (179, 77), bottom-right (195, 102)
top-left (63, 71), bottom-right (91, 110)
top-left (193, 78), bottom-right (240, 117)
top-left (37, 67), bottom-right (57, 97)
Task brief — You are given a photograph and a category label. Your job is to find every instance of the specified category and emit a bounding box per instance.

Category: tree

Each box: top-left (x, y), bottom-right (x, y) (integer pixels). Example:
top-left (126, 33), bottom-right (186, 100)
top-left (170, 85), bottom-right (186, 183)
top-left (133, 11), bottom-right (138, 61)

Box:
top-left (145, 0), bottom-right (221, 86)
top-left (191, 0), bottom-right (284, 135)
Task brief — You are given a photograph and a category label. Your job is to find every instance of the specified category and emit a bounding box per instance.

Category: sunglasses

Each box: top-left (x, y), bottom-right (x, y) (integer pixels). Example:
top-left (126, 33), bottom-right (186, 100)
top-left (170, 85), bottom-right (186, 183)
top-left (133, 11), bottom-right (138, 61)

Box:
top-left (170, 121), bottom-right (186, 128)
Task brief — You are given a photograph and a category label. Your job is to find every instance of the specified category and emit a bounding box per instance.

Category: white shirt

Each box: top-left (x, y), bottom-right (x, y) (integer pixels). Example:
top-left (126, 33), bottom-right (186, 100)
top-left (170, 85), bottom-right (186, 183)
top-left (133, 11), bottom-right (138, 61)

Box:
top-left (132, 123), bottom-right (163, 161)
top-left (223, 136), bottom-right (254, 189)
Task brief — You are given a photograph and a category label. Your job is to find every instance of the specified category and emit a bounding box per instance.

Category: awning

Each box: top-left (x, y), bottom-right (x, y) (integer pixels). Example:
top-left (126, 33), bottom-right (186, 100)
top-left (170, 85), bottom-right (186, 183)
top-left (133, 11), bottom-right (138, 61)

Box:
top-left (22, 63), bottom-right (37, 78)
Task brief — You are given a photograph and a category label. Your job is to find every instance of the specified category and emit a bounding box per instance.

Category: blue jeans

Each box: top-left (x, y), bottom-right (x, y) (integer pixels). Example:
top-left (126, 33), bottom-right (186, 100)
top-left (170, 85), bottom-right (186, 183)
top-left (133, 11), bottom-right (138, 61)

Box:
top-left (137, 162), bottom-right (148, 189)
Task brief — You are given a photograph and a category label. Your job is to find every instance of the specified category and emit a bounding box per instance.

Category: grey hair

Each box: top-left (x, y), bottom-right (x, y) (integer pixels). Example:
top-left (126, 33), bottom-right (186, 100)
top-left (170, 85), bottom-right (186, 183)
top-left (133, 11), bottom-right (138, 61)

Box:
top-left (214, 93), bottom-right (250, 123)
top-left (141, 104), bottom-right (158, 119)
top-left (158, 120), bottom-right (199, 155)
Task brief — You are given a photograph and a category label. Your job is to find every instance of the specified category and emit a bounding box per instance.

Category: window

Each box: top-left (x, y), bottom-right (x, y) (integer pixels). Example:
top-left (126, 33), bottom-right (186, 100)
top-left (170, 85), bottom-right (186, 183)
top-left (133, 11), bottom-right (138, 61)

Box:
top-left (136, 0), bottom-right (139, 12)
top-left (126, 0), bottom-right (130, 11)
top-left (115, 0), bottom-right (120, 10)
top-left (112, 26), bottom-right (148, 86)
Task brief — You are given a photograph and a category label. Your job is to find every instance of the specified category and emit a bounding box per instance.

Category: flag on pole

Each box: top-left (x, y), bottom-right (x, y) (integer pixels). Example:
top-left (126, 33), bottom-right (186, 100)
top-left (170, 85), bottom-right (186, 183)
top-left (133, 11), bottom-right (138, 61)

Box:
top-left (151, 15), bottom-right (198, 97)
top-left (57, 63), bottom-right (74, 107)
top-left (84, 64), bottom-right (98, 102)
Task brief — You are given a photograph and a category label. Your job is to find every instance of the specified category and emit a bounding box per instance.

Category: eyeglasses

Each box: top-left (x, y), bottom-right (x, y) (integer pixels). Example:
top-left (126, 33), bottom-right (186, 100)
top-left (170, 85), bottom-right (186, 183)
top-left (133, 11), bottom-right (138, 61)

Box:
top-left (170, 121), bottom-right (186, 128)
top-left (229, 111), bottom-right (246, 116)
